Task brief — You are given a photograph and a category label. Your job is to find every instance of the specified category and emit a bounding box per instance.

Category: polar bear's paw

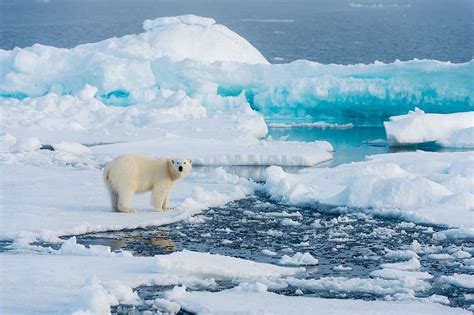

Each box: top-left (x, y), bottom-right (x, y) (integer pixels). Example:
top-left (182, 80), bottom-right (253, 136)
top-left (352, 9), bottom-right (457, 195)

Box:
top-left (117, 206), bottom-right (136, 213)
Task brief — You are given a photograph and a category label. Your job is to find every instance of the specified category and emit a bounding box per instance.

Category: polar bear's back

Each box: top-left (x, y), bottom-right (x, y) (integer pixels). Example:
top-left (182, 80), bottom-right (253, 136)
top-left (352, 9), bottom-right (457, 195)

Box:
top-left (104, 154), bottom-right (169, 193)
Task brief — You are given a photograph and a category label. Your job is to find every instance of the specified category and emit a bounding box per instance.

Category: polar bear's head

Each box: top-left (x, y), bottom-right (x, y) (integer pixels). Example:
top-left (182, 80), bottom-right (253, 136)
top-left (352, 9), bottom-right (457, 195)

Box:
top-left (169, 158), bottom-right (192, 179)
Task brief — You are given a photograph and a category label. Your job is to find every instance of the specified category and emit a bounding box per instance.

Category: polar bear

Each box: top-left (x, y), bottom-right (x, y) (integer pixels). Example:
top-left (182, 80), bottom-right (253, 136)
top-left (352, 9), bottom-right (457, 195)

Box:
top-left (103, 154), bottom-right (192, 213)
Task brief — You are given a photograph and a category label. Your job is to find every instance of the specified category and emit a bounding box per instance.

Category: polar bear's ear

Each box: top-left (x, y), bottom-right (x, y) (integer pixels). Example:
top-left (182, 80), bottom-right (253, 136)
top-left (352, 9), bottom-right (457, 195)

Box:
top-left (171, 159), bottom-right (175, 164)
top-left (189, 159), bottom-right (192, 164)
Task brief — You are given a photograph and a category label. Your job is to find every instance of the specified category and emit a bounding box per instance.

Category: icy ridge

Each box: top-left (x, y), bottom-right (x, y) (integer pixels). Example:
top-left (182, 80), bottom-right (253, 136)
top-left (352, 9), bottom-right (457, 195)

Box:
top-left (1, 16), bottom-right (472, 125)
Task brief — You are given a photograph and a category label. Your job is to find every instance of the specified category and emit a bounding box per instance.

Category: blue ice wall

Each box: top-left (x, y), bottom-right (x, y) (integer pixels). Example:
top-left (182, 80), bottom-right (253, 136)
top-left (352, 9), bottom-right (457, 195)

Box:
top-left (1, 47), bottom-right (472, 126)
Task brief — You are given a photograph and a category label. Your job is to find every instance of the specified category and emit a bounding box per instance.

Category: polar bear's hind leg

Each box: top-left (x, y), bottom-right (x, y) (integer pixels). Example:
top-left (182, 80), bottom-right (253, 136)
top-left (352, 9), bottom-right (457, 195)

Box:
top-left (117, 188), bottom-right (135, 213)
top-left (108, 188), bottom-right (119, 212)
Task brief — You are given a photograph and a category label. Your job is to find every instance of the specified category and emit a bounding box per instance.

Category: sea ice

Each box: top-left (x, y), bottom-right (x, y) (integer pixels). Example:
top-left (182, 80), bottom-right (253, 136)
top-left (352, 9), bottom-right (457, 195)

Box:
top-left (167, 286), bottom-right (468, 315)
top-left (279, 252), bottom-right (318, 266)
top-left (264, 151), bottom-right (474, 233)
top-left (384, 109), bottom-right (474, 146)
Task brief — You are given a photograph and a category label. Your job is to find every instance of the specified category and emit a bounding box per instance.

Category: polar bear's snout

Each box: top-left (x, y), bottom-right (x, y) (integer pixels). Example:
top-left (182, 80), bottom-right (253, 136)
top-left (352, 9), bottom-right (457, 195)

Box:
top-left (178, 166), bottom-right (183, 172)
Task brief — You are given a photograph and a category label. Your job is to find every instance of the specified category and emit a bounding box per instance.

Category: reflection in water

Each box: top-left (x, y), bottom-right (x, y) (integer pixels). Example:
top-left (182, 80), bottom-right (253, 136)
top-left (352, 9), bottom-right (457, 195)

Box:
top-left (78, 230), bottom-right (176, 255)
top-left (149, 232), bottom-right (176, 253)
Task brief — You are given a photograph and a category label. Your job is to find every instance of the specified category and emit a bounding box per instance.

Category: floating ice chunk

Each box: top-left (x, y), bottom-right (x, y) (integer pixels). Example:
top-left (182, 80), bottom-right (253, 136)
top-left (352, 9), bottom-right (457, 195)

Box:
top-left (286, 276), bottom-right (428, 296)
top-left (155, 250), bottom-right (303, 279)
top-left (437, 127), bottom-right (474, 148)
top-left (384, 109), bottom-right (474, 146)
top-left (9, 137), bottom-right (41, 153)
top-left (280, 218), bottom-right (301, 226)
top-left (384, 249), bottom-right (419, 260)
top-left (433, 228), bottom-right (474, 241)
top-left (52, 141), bottom-right (92, 155)
top-left (262, 249), bottom-right (278, 257)
top-left (439, 274), bottom-right (474, 289)
top-left (153, 298), bottom-right (181, 314)
top-left (371, 268), bottom-right (433, 281)
top-left (167, 286), bottom-right (467, 315)
top-left (426, 253), bottom-right (454, 260)
top-left (266, 229), bottom-right (283, 237)
top-left (380, 258), bottom-right (421, 271)
top-left (425, 295), bottom-right (450, 306)
top-left (452, 250), bottom-right (472, 259)
top-left (310, 219), bottom-right (323, 228)
top-left (58, 237), bottom-right (132, 257)
top-left (279, 252), bottom-right (318, 266)
top-left (333, 265), bottom-right (352, 271)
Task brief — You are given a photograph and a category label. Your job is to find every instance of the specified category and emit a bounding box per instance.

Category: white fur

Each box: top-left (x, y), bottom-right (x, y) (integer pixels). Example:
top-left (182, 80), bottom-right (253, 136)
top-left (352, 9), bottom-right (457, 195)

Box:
top-left (103, 154), bottom-right (192, 213)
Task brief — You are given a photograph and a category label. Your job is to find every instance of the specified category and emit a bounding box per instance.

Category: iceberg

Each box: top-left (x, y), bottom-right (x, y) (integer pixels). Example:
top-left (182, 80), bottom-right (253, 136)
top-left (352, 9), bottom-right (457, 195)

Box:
top-left (384, 109), bottom-right (474, 146)
top-left (1, 15), bottom-right (472, 127)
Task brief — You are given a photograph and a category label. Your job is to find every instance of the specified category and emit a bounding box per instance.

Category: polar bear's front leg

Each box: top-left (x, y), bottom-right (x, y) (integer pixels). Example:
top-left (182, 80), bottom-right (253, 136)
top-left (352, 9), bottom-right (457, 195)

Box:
top-left (152, 185), bottom-right (166, 212)
top-left (162, 192), bottom-right (169, 211)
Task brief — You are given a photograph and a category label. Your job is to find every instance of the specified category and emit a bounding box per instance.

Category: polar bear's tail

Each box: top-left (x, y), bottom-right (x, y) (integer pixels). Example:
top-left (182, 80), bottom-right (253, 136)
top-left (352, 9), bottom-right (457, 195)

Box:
top-left (103, 164), bottom-right (119, 211)
top-left (103, 164), bottom-right (111, 182)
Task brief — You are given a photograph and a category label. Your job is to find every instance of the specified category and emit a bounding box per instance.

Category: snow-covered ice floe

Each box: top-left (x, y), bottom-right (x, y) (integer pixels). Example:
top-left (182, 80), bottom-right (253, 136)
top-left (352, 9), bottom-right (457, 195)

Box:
top-left (264, 151), bottom-right (474, 234)
top-left (384, 109), bottom-right (474, 147)
top-left (0, 250), bottom-right (301, 314)
top-left (0, 163), bottom-right (255, 245)
top-left (166, 285), bottom-right (468, 315)
top-left (2, 249), bottom-right (469, 314)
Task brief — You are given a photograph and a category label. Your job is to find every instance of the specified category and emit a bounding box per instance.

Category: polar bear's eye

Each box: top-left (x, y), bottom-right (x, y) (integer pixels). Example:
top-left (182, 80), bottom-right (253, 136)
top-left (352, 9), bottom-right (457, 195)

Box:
top-left (184, 162), bottom-right (186, 164)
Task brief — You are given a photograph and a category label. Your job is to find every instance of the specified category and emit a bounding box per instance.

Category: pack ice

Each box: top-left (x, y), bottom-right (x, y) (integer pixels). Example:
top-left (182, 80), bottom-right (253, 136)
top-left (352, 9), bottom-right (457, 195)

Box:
top-left (1, 14), bottom-right (473, 315)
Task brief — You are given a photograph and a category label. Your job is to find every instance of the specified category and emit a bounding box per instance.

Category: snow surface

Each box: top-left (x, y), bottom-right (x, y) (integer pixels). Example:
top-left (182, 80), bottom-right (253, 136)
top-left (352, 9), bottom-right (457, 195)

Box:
top-left (0, 250), bottom-right (299, 314)
top-left (0, 163), bottom-right (255, 245)
top-left (155, 250), bottom-right (302, 279)
top-left (264, 151), bottom-right (474, 232)
top-left (384, 109), bottom-right (474, 146)
top-left (167, 286), bottom-right (469, 315)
